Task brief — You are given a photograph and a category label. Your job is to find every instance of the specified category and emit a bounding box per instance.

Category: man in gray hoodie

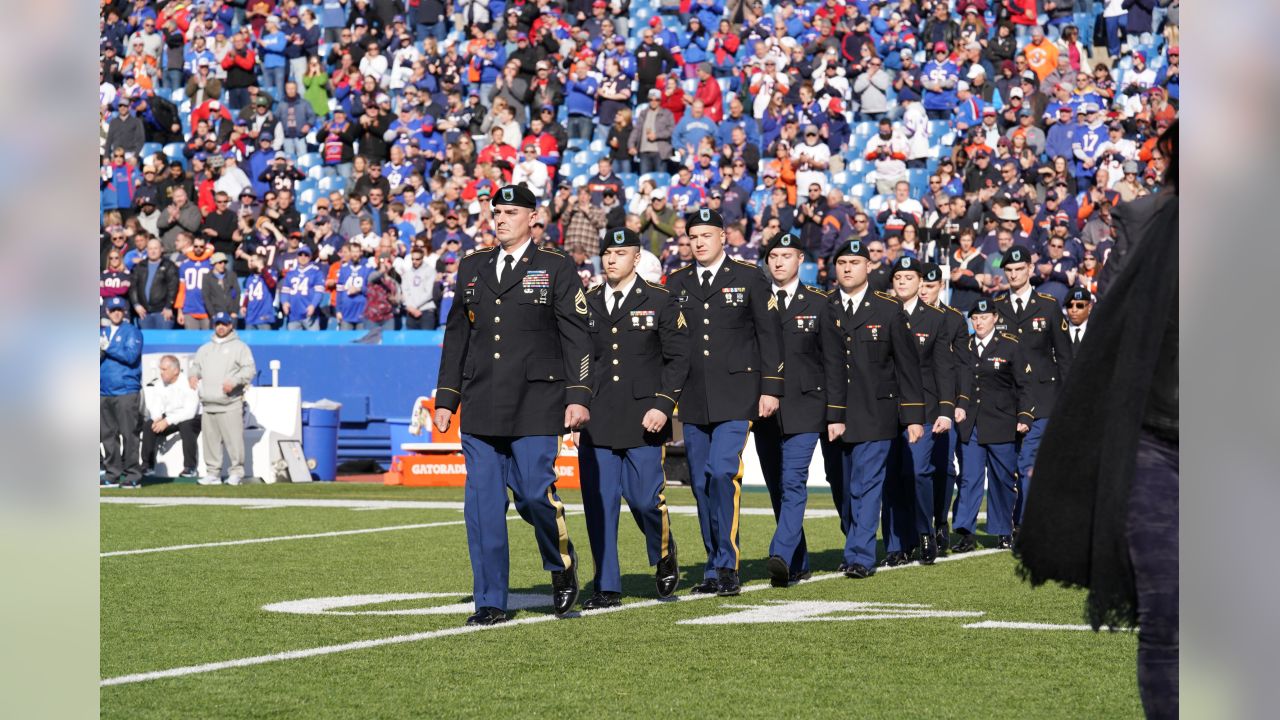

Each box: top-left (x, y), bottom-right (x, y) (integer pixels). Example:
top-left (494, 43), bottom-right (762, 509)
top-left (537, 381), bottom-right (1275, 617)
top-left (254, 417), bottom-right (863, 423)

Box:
top-left (189, 313), bottom-right (257, 485)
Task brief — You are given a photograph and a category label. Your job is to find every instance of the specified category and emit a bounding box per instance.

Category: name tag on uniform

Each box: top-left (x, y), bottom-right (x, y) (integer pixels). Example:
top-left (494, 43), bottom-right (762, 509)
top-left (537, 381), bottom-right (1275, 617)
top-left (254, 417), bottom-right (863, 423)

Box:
top-left (720, 287), bottom-right (746, 306)
top-left (630, 310), bottom-right (656, 329)
top-left (795, 315), bottom-right (817, 332)
top-left (676, 290), bottom-right (689, 305)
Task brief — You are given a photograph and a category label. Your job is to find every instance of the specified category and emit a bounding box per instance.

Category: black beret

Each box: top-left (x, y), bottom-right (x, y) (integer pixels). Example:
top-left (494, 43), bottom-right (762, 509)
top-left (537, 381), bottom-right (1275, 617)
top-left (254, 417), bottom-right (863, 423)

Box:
top-left (970, 297), bottom-right (998, 316)
top-left (1003, 245), bottom-right (1033, 266)
top-left (491, 184), bottom-right (537, 209)
top-left (831, 238), bottom-right (869, 262)
top-left (1064, 286), bottom-right (1094, 305)
top-left (890, 255), bottom-right (922, 276)
top-left (921, 262), bottom-right (943, 283)
top-left (684, 206), bottom-right (724, 230)
top-left (604, 227), bottom-right (641, 248)
top-left (764, 227), bottom-right (803, 257)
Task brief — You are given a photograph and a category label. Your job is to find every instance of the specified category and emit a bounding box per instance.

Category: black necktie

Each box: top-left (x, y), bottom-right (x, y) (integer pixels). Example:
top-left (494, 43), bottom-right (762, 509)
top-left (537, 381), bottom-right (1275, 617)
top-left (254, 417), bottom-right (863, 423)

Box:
top-left (1015, 296), bottom-right (1024, 316)
top-left (701, 269), bottom-right (712, 291)
top-left (499, 254), bottom-right (514, 282)
top-left (611, 290), bottom-right (624, 318)
top-left (776, 289), bottom-right (787, 311)
top-left (1074, 327), bottom-right (1081, 345)
top-left (845, 299), bottom-right (853, 315)
top-left (977, 341), bottom-right (986, 358)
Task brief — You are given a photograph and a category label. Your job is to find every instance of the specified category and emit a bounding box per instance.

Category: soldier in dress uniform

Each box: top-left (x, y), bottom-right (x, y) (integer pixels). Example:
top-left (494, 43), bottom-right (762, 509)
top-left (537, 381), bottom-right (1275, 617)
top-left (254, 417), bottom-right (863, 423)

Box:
top-left (665, 207), bottom-right (785, 597)
top-left (756, 227), bottom-right (831, 588)
top-left (919, 262), bottom-right (969, 554)
top-left (577, 227), bottom-right (689, 609)
top-left (991, 245), bottom-right (1073, 529)
top-left (952, 298), bottom-right (1034, 552)
top-left (879, 256), bottom-right (957, 567)
top-left (433, 184), bottom-right (593, 626)
top-left (821, 239), bottom-right (925, 578)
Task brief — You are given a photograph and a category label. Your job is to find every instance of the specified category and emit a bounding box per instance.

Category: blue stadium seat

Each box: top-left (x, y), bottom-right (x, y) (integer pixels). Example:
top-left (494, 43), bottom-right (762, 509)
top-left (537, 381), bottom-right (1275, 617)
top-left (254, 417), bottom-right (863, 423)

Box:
top-left (170, 89), bottom-right (185, 105)
top-left (297, 153), bottom-right (322, 171)
top-left (853, 121), bottom-right (875, 137)
top-left (163, 143), bottom-right (187, 168)
top-left (297, 178), bottom-right (319, 196)
top-left (318, 175), bottom-right (346, 193)
top-left (141, 142), bottom-right (163, 160)
top-left (298, 188), bottom-right (318, 209)
top-left (306, 165), bottom-right (325, 180)
top-left (831, 171), bottom-right (849, 187)
top-left (588, 138), bottom-right (605, 153)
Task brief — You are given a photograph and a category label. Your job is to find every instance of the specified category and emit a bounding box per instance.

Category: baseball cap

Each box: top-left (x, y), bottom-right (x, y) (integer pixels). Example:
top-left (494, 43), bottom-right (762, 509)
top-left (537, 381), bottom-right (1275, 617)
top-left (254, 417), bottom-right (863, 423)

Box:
top-left (210, 252), bottom-right (228, 264)
top-left (105, 296), bottom-right (128, 312)
top-left (933, 41), bottom-right (947, 52)
top-left (648, 89), bottom-right (662, 99)
top-left (957, 80), bottom-right (969, 92)
top-left (212, 312), bottom-right (234, 325)
top-left (1021, 71), bottom-right (1038, 83)
top-left (296, 245), bottom-right (313, 256)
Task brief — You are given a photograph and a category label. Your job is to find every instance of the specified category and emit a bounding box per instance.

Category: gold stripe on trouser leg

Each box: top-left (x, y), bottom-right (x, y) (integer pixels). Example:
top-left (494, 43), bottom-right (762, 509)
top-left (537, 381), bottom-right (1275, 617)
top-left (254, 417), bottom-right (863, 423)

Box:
top-left (546, 485), bottom-right (572, 569)
top-left (658, 446), bottom-right (671, 558)
top-left (729, 422), bottom-right (751, 571)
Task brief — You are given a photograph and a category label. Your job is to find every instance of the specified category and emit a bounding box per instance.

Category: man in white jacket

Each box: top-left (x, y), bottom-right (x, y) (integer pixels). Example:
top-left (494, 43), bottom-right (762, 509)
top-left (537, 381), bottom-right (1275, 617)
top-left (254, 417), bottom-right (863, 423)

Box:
top-left (189, 313), bottom-right (257, 485)
top-left (142, 355), bottom-right (202, 478)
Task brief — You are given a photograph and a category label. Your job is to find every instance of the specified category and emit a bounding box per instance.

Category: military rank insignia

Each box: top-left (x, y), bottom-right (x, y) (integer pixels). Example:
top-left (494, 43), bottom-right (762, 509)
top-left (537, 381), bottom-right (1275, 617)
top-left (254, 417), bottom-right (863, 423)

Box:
top-left (676, 312), bottom-right (687, 329)
top-left (574, 288), bottom-right (588, 315)
top-left (767, 294), bottom-right (779, 311)
top-left (795, 315), bottom-right (817, 332)
top-left (721, 287), bottom-right (746, 306)
top-left (630, 310), bottom-right (657, 329)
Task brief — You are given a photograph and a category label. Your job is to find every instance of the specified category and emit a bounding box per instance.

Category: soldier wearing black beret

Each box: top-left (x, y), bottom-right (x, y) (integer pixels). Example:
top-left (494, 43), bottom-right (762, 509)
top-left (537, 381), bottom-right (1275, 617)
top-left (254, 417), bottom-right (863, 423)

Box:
top-left (434, 184), bottom-right (591, 624)
top-left (756, 227), bottom-right (833, 587)
top-left (821, 238), bottom-right (924, 578)
top-left (879, 256), bottom-right (958, 567)
top-left (952, 298), bottom-right (1034, 552)
top-left (665, 206), bottom-right (785, 596)
top-left (919, 261), bottom-right (970, 553)
top-left (577, 227), bottom-right (689, 608)
top-left (992, 244), bottom-right (1073, 529)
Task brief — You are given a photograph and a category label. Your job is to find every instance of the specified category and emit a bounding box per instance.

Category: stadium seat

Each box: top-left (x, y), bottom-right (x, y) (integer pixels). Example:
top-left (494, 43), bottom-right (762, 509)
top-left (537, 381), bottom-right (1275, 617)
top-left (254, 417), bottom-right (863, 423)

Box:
top-left (141, 142), bottom-right (163, 160)
top-left (588, 138), bottom-right (605, 153)
top-left (297, 178), bottom-right (319, 197)
top-left (306, 165), bottom-right (325, 180)
top-left (297, 153), bottom-right (322, 171)
top-left (866, 195), bottom-right (886, 215)
top-left (317, 175), bottom-right (346, 193)
top-left (170, 89), bottom-right (185, 105)
top-left (298, 188), bottom-right (317, 209)
top-left (831, 171), bottom-right (849, 187)
top-left (163, 143), bottom-right (187, 168)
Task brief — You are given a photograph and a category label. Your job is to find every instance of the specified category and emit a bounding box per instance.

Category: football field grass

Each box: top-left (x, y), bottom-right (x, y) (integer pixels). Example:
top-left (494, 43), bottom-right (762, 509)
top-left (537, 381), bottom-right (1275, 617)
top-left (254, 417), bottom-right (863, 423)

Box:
top-left (101, 483), bottom-right (1141, 718)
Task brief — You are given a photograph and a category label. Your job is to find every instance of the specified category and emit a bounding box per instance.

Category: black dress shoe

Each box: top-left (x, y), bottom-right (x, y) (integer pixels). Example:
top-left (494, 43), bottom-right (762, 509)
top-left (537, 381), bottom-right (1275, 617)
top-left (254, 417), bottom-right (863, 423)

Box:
top-left (878, 550), bottom-right (906, 567)
top-left (766, 555), bottom-right (790, 588)
top-left (844, 564), bottom-right (872, 579)
top-left (655, 542), bottom-right (679, 598)
top-left (715, 568), bottom-right (741, 596)
top-left (919, 533), bottom-right (937, 565)
top-left (690, 577), bottom-right (720, 594)
top-left (581, 591), bottom-right (622, 610)
top-left (952, 534), bottom-right (977, 553)
top-left (935, 526), bottom-right (950, 557)
top-left (836, 562), bottom-right (849, 573)
top-left (551, 548), bottom-right (579, 616)
top-left (997, 535), bottom-right (1013, 550)
top-left (465, 607), bottom-right (508, 626)
top-left (789, 570), bottom-right (812, 583)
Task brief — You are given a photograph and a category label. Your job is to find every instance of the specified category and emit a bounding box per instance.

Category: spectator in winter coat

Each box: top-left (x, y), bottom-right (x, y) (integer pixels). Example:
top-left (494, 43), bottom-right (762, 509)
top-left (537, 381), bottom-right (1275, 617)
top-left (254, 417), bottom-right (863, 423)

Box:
top-left (201, 252), bottom-right (241, 319)
top-left (106, 102), bottom-right (146, 157)
top-left (189, 315), bottom-right (256, 485)
top-left (100, 296), bottom-right (144, 488)
top-left (129, 238), bottom-right (180, 329)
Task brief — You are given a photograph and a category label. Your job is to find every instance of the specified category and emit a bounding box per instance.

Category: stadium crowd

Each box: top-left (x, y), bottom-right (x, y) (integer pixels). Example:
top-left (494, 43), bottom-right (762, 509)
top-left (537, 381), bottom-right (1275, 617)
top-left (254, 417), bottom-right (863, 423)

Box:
top-left (99, 0), bottom-right (1178, 329)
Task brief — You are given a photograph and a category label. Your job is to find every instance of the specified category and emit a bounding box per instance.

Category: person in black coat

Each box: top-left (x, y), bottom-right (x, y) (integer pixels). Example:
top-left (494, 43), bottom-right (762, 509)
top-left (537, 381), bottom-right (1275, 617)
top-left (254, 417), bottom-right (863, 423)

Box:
top-left (665, 208), bottom-right (784, 596)
top-left (577, 228), bottom-right (689, 609)
top-left (135, 95), bottom-right (184, 145)
top-left (129, 237), bottom-right (180, 329)
top-left (433, 185), bottom-right (592, 625)
top-left (755, 229), bottom-right (832, 587)
top-left (880, 256), bottom-right (957, 567)
top-left (821, 239), bottom-right (924, 578)
top-left (952, 298), bottom-right (1034, 552)
top-left (919, 262), bottom-right (969, 552)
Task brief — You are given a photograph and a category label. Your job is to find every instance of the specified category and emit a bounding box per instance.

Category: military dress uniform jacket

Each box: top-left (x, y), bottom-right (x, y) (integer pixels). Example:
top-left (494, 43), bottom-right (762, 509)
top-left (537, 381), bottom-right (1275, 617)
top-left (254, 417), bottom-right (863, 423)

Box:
top-left (955, 332), bottom-right (1035, 445)
top-left (582, 278), bottom-right (690, 449)
top-left (937, 302), bottom-right (969, 413)
top-left (435, 244), bottom-right (593, 437)
top-left (904, 300), bottom-right (957, 422)
top-left (775, 284), bottom-right (833, 435)
top-left (994, 291), bottom-right (1073, 419)
top-left (665, 258), bottom-right (785, 425)
top-left (821, 289), bottom-right (925, 442)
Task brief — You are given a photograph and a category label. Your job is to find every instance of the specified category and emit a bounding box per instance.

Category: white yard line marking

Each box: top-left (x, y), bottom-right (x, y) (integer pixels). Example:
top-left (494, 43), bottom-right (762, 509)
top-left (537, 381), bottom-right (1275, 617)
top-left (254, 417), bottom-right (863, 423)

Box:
top-left (100, 549), bottom-right (1005, 686)
top-left (102, 495), bottom-right (850, 519)
top-left (963, 620), bottom-right (1134, 632)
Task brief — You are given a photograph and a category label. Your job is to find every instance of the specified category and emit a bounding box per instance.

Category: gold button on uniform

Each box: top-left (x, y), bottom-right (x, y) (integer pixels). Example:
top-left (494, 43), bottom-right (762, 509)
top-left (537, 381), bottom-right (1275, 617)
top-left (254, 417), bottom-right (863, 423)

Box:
top-left (495, 299), bottom-right (501, 305)
top-left (612, 327), bottom-right (618, 334)
top-left (494, 317), bottom-right (501, 323)
top-left (612, 375), bottom-right (620, 382)
top-left (703, 350), bottom-right (710, 356)
top-left (702, 334), bottom-right (709, 341)
top-left (494, 334), bottom-right (500, 341)
top-left (612, 359), bottom-right (619, 365)
top-left (611, 343), bottom-right (618, 350)
top-left (703, 318), bottom-right (710, 325)
top-left (493, 352), bottom-right (501, 359)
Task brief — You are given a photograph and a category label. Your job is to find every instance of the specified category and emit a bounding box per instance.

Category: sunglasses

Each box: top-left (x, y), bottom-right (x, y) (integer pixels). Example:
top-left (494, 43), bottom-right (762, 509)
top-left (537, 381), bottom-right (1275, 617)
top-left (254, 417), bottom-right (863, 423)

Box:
top-left (868, 248), bottom-right (884, 254)
top-left (1049, 243), bottom-right (1064, 248)
top-left (1068, 301), bottom-right (1090, 308)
